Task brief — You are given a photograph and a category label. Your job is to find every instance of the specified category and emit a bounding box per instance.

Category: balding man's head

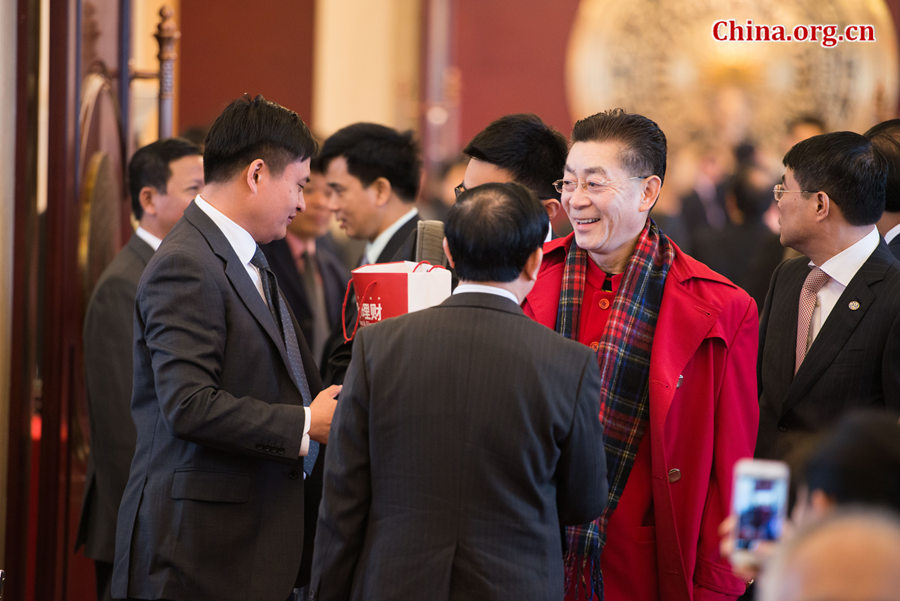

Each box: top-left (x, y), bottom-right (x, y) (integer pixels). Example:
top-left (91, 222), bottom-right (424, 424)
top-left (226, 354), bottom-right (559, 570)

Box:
top-left (759, 509), bottom-right (900, 601)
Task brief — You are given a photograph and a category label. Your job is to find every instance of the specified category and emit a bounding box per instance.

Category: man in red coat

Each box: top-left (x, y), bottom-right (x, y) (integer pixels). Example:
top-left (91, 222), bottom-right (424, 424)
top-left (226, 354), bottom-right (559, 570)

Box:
top-left (523, 109), bottom-right (759, 601)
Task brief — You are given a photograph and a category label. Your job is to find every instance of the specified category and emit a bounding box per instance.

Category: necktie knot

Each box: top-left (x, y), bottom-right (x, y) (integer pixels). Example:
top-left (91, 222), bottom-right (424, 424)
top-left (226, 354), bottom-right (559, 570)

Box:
top-left (803, 267), bottom-right (830, 294)
top-left (250, 246), bottom-right (271, 272)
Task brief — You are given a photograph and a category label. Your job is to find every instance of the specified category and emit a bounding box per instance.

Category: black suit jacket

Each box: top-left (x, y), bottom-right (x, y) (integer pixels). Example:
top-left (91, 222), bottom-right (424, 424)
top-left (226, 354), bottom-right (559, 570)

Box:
top-left (756, 242), bottom-right (900, 460)
top-left (260, 236), bottom-right (349, 363)
top-left (889, 234), bottom-right (900, 260)
top-left (76, 234), bottom-right (153, 562)
top-left (112, 201), bottom-right (322, 601)
top-left (310, 292), bottom-right (608, 601)
top-left (692, 222), bottom-right (784, 310)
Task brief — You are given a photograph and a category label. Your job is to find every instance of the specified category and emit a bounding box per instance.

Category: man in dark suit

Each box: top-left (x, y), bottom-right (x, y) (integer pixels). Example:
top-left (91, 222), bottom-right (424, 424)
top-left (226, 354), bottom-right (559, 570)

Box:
top-left (757, 131), bottom-right (900, 462)
top-left (112, 95), bottom-right (341, 601)
top-left (318, 123), bottom-right (422, 385)
top-left (310, 182), bottom-right (608, 601)
top-left (321, 122), bottom-right (421, 266)
top-left (261, 157), bottom-right (349, 367)
top-left (865, 119), bottom-right (900, 260)
top-left (692, 165), bottom-right (784, 310)
top-left (459, 113), bottom-right (568, 238)
top-left (75, 137), bottom-right (202, 601)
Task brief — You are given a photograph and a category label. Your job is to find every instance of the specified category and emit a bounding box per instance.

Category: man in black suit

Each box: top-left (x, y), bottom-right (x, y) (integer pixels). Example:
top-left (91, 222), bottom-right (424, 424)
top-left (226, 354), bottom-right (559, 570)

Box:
top-left (261, 157), bottom-right (349, 367)
top-left (321, 122), bottom-right (421, 266)
top-left (112, 95), bottom-right (341, 601)
top-left (757, 131), bottom-right (900, 462)
top-left (865, 119), bottom-right (900, 260)
top-left (75, 137), bottom-right (202, 601)
top-left (310, 182), bottom-right (608, 601)
top-left (459, 113), bottom-right (568, 238)
top-left (692, 165), bottom-right (784, 310)
top-left (318, 123), bottom-right (423, 385)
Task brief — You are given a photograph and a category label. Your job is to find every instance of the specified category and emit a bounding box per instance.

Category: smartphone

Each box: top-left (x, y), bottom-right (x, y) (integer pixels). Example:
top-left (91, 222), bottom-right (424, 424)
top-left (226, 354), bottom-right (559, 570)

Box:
top-left (731, 458), bottom-right (789, 567)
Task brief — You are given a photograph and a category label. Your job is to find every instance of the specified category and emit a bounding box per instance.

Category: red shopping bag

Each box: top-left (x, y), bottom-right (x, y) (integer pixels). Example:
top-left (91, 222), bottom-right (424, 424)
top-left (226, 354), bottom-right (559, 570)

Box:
top-left (342, 261), bottom-right (452, 341)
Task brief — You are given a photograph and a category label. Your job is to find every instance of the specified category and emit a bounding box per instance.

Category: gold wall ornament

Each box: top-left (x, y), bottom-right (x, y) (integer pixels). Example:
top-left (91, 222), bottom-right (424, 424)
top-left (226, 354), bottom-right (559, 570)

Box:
top-left (565, 0), bottom-right (898, 154)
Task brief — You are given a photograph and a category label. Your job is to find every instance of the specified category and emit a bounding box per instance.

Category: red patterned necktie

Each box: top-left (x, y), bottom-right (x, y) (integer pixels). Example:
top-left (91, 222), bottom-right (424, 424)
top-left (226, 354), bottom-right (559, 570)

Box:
top-left (795, 266), bottom-right (830, 373)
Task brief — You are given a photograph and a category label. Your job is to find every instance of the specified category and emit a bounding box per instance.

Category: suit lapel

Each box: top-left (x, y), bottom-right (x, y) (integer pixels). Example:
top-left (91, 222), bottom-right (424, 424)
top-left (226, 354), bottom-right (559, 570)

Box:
top-left (784, 244), bottom-right (892, 410)
top-left (183, 203), bottom-right (297, 384)
top-left (376, 215), bottom-right (419, 263)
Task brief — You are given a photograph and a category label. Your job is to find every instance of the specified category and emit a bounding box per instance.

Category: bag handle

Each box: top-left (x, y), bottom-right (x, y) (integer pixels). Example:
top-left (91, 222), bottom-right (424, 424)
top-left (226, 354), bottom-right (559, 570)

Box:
top-left (341, 278), bottom-right (377, 343)
top-left (413, 260), bottom-right (442, 273)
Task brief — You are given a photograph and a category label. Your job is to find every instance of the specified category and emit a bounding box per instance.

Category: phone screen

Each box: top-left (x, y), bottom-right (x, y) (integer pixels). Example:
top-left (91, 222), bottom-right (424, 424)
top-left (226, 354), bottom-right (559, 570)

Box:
top-left (733, 472), bottom-right (788, 549)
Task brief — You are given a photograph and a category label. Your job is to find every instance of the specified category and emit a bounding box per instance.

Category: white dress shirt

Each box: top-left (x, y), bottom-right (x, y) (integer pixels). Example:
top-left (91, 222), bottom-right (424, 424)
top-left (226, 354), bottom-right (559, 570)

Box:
top-left (363, 208), bottom-right (418, 265)
top-left (809, 226), bottom-right (880, 343)
top-left (452, 283), bottom-right (519, 305)
top-left (884, 223), bottom-right (900, 245)
top-left (195, 195), bottom-right (311, 456)
top-left (135, 226), bottom-right (163, 251)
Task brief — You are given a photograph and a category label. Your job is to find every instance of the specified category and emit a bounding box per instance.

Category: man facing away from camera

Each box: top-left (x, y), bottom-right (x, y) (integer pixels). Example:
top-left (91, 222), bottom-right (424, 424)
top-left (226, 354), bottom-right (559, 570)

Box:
top-left (310, 182), bottom-right (608, 601)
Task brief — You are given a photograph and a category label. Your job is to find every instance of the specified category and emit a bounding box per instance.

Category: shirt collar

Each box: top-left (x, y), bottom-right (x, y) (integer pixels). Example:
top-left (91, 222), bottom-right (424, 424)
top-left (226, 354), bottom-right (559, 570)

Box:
top-left (135, 226), bottom-right (163, 251)
top-left (364, 207), bottom-right (417, 265)
top-left (194, 195), bottom-right (258, 266)
top-left (452, 283), bottom-right (519, 305)
top-left (884, 223), bottom-right (900, 245)
top-left (813, 226), bottom-right (880, 287)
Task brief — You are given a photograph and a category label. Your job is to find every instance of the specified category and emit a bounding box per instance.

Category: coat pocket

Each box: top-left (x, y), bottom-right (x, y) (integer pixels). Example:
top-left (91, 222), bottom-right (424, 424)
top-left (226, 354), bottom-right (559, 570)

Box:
top-left (170, 468), bottom-right (250, 503)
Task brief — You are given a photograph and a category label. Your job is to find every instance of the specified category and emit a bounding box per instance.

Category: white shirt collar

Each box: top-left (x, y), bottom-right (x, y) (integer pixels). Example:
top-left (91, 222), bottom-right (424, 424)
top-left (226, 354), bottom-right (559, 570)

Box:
top-left (884, 223), bottom-right (900, 245)
top-left (452, 283), bottom-right (519, 305)
top-left (135, 226), bottom-right (163, 251)
top-left (813, 226), bottom-right (880, 287)
top-left (194, 195), bottom-right (258, 266)
top-left (363, 208), bottom-right (418, 265)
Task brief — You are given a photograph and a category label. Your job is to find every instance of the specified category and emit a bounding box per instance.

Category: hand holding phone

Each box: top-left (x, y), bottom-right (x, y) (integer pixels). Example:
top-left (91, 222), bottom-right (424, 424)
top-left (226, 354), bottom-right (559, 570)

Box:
top-left (730, 458), bottom-right (790, 569)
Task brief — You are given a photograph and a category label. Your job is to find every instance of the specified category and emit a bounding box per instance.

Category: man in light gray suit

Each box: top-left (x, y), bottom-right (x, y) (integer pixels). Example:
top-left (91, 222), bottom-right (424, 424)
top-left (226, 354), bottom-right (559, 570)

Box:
top-left (76, 137), bottom-right (202, 601)
top-left (310, 182), bottom-right (608, 601)
top-left (112, 96), bottom-right (340, 601)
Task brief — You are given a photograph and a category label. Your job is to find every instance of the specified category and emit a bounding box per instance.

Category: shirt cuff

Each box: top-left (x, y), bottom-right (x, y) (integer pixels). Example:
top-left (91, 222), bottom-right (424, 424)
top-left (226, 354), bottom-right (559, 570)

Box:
top-left (300, 406), bottom-right (311, 457)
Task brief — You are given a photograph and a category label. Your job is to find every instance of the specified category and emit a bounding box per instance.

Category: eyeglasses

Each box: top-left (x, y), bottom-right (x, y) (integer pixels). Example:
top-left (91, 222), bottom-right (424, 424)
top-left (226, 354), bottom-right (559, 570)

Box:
top-left (454, 182), bottom-right (466, 199)
top-left (552, 176), bottom-right (648, 196)
top-left (773, 184), bottom-right (814, 203)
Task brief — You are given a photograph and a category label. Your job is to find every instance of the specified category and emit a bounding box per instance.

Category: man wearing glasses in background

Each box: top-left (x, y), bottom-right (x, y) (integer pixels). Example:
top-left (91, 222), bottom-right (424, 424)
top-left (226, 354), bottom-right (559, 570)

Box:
top-left (523, 109), bottom-right (759, 601)
top-left (458, 113), bottom-right (568, 240)
top-left (756, 131), bottom-right (900, 463)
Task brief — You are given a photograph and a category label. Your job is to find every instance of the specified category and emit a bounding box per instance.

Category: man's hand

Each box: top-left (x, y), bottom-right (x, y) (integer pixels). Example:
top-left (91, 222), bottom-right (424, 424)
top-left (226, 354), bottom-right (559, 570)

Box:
top-left (309, 384), bottom-right (341, 444)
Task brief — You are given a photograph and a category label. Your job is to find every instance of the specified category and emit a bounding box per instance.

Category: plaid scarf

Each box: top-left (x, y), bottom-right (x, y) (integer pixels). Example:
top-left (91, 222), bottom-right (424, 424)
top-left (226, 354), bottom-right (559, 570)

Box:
top-left (558, 219), bottom-right (674, 600)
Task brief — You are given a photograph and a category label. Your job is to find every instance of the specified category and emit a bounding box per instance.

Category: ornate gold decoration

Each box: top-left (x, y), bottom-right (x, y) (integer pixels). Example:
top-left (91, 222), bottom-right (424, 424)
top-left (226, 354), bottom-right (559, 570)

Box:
top-left (565, 0), bottom-right (898, 153)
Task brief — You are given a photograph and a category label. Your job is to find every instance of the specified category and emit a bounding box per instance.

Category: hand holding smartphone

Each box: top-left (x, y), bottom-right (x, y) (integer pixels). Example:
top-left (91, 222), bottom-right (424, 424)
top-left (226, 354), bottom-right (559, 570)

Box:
top-left (730, 458), bottom-right (790, 569)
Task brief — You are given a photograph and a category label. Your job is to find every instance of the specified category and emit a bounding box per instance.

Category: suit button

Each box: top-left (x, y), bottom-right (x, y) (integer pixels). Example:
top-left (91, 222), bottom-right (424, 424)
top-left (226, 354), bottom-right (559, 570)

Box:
top-left (777, 423), bottom-right (788, 432)
top-left (288, 470), bottom-right (300, 480)
top-left (668, 468), bottom-right (682, 483)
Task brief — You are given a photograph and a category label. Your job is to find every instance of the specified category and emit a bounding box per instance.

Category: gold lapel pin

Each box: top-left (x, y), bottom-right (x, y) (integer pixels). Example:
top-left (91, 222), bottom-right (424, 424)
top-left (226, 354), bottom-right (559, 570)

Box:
top-left (848, 300), bottom-right (860, 311)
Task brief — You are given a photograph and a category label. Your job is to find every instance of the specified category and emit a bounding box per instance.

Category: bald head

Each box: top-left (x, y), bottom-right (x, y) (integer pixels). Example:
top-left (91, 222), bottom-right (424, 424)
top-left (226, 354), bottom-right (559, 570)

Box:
top-left (759, 510), bottom-right (900, 601)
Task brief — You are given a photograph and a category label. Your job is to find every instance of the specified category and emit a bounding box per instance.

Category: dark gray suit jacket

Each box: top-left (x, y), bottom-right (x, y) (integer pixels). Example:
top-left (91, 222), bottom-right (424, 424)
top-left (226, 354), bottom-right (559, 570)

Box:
top-left (76, 233), bottom-right (153, 562)
top-left (310, 292), bottom-right (608, 601)
top-left (757, 242), bottom-right (900, 460)
top-left (112, 201), bottom-right (322, 601)
top-left (888, 233), bottom-right (900, 260)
